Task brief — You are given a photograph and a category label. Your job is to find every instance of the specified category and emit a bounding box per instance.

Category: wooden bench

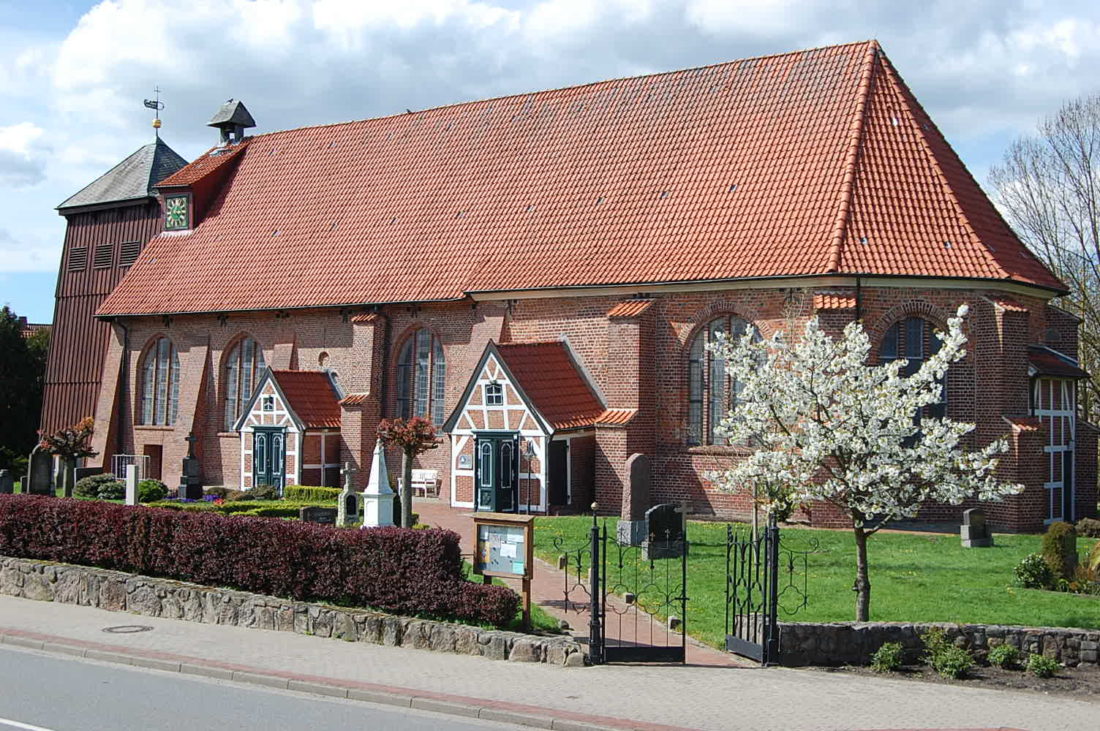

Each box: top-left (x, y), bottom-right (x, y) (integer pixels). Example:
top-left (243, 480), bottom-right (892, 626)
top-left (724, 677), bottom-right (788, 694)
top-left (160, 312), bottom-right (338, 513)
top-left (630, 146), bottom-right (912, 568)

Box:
top-left (410, 469), bottom-right (440, 498)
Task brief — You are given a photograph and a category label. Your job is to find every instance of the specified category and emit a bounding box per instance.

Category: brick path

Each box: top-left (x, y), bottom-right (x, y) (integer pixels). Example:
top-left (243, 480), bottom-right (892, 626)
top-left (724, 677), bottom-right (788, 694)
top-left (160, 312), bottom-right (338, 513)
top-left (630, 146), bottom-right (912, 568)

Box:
top-left (415, 499), bottom-right (742, 667)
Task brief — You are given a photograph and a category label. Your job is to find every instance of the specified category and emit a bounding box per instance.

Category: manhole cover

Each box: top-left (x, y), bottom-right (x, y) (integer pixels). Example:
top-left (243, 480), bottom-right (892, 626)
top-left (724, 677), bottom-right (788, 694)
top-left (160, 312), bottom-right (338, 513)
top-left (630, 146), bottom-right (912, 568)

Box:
top-left (102, 625), bottom-right (154, 634)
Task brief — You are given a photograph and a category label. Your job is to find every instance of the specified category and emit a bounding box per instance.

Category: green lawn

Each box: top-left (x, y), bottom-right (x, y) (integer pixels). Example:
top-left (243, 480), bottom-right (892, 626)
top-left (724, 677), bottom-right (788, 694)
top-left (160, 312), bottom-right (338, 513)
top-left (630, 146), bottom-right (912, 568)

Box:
top-left (534, 516), bottom-right (1100, 649)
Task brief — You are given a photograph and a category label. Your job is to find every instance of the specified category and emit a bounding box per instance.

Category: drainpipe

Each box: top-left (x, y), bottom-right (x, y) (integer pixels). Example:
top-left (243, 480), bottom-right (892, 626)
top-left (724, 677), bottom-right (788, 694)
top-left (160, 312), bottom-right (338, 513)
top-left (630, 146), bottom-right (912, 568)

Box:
top-left (116, 318), bottom-right (130, 457)
top-left (854, 275), bottom-right (863, 324)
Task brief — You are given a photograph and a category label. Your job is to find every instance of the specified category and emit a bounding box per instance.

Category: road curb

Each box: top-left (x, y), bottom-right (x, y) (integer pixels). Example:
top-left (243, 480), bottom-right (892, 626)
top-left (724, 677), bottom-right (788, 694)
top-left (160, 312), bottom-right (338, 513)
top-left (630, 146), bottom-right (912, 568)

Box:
top-left (0, 626), bottom-right (689, 731)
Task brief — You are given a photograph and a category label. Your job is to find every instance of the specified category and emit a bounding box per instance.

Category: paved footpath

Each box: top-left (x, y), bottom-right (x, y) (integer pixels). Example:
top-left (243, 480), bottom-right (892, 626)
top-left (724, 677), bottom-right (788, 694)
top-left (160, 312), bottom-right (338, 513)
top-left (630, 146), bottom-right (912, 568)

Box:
top-left (415, 500), bottom-right (739, 667)
top-left (1, 595), bottom-right (1096, 730)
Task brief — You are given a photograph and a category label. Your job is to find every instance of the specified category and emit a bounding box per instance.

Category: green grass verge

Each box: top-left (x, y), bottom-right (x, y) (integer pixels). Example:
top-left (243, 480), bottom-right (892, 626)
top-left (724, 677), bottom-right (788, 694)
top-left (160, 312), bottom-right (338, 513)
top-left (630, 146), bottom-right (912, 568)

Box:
top-left (534, 516), bottom-right (1100, 650)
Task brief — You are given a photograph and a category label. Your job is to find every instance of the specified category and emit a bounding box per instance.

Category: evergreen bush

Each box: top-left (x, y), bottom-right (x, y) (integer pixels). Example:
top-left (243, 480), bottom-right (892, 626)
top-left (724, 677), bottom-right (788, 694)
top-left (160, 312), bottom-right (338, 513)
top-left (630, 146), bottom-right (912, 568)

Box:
top-left (137, 479), bottom-right (168, 503)
top-left (96, 480), bottom-right (126, 500)
top-left (1014, 553), bottom-right (1055, 590)
top-left (284, 485), bottom-right (341, 502)
top-left (1041, 521), bottom-right (1077, 580)
top-left (0, 495), bottom-right (518, 627)
top-left (74, 473), bottom-right (118, 499)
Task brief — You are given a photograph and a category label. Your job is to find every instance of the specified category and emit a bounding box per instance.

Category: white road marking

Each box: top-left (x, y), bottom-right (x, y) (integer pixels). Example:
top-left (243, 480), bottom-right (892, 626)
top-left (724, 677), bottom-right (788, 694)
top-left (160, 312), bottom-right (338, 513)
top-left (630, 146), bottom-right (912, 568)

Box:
top-left (0, 718), bottom-right (56, 731)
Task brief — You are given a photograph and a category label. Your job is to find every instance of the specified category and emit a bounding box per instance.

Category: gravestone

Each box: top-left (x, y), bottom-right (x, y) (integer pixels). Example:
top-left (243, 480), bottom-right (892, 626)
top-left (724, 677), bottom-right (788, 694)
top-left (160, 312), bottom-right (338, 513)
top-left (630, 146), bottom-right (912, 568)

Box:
top-left (336, 463), bottom-right (360, 527)
top-left (178, 433), bottom-right (203, 500)
top-left (617, 454), bottom-right (651, 546)
top-left (124, 464), bottom-right (139, 506)
top-left (26, 446), bottom-right (53, 496)
top-left (642, 502), bottom-right (688, 560)
top-left (0, 470), bottom-right (12, 495)
top-left (960, 508), bottom-right (993, 548)
top-left (299, 506), bottom-right (338, 525)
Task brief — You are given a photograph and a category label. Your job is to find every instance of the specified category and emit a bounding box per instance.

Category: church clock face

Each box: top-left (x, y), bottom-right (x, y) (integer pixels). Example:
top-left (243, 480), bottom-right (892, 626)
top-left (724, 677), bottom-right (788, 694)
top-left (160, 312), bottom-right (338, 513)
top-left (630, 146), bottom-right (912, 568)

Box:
top-left (164, 195), bottom-right (190, 230)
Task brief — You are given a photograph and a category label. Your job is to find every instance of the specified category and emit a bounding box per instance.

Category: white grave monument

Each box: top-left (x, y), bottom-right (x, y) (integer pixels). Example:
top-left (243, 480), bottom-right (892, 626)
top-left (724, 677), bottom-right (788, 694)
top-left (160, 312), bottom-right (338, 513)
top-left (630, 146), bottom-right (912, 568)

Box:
top-left (361, 439), bottom-right (395, 528)
top-left (124, 464), bottom-right (139, 506)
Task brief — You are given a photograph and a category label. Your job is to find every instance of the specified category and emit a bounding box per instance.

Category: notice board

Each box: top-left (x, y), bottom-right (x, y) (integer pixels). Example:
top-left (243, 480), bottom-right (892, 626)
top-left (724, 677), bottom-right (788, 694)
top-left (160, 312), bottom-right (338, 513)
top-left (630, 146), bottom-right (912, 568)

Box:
top-left (473, 513), bottom-right (534, 579)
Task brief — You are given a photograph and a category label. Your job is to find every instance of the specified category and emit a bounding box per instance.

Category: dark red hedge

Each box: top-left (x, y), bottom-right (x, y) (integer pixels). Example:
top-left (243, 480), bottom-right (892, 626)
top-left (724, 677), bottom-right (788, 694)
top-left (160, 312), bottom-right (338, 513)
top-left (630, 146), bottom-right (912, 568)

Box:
top-left (0, 495), bottom-right (518, 627)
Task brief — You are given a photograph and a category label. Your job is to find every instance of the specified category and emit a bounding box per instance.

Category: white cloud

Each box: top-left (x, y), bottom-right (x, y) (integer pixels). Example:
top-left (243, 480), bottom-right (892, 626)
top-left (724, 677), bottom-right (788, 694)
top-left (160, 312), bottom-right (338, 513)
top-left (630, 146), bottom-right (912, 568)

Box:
top-left (1, 0), bottom-right (1098, 286)
top-left (0, 122), bottom-right (48, 187)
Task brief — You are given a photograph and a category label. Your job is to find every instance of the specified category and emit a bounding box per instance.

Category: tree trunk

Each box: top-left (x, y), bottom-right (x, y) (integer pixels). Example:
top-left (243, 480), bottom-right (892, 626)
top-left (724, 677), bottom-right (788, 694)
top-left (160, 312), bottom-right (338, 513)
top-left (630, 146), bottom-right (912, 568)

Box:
top-left (401, 451), bottom-right (414, 528)
top-left (59, 457), bottom-right (75, 498)
top-left (853, 525), bottom-right (871, 621)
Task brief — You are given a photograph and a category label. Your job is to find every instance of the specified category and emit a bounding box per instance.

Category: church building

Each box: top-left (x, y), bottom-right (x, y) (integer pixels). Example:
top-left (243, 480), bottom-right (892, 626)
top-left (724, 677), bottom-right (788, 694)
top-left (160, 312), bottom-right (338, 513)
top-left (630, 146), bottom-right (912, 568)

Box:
top-left (50, 41), bottom-right (1095, 531)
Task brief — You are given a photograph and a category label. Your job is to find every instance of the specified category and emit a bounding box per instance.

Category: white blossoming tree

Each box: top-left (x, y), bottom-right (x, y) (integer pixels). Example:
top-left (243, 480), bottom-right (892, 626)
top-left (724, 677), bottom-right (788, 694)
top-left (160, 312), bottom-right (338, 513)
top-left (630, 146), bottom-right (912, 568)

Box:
top-left (711, 305), bottom-right (1023, 621)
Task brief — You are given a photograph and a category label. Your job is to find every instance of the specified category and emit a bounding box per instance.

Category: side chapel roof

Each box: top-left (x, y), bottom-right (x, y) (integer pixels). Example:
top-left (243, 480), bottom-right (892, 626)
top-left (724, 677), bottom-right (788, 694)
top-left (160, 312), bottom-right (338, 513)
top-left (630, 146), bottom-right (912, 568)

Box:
top-left (99, 41), bottom-right (1063, 316)
top-left (270, 370), bottom-right (342, 429)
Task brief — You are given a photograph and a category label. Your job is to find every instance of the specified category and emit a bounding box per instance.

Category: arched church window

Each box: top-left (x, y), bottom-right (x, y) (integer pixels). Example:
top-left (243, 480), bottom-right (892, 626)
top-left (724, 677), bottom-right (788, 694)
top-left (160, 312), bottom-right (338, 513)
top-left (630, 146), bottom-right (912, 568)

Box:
top-left (880, 316), bottom-right (946, 418)
top-left (140, 336), bottom-right (180, 426)
top-left (396, 328), bottom-right (446, 424)
top-left (687, 315), bottom-right (750, 445)
top-left (224, 336), bottom-right (266, 429)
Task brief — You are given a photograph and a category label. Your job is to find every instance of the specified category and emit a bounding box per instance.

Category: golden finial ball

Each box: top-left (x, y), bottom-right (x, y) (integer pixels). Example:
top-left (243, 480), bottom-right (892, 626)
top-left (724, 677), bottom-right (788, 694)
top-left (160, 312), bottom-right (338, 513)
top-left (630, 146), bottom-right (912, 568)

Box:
top-left (152, 118), bottom-right (162, 129)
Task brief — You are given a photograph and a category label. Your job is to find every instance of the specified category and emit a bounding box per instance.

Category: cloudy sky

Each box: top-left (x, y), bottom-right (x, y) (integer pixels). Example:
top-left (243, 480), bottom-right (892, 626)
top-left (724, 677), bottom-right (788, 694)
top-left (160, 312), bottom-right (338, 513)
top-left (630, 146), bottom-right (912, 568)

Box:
top-left (2, 0), bottom-right (1098, 322)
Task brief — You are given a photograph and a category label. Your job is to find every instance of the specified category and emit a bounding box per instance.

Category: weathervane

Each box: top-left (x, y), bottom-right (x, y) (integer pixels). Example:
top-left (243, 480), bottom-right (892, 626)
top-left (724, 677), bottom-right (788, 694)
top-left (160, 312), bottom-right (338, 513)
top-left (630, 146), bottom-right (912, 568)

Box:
top-left (143, 86), bottom-right (165, 138)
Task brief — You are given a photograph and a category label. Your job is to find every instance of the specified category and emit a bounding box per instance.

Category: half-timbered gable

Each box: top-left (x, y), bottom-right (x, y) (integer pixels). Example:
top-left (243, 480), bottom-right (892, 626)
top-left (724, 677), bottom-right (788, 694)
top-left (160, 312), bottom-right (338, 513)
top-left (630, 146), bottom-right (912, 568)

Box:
top-left (236, 369), bottom-right (341, 491)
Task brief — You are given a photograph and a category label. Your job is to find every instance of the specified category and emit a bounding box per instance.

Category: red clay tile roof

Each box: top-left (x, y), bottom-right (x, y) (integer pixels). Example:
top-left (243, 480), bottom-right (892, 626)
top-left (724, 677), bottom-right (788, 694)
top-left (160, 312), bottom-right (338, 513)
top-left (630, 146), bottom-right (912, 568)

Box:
top-left (349, 312), bottom-right (381, 324)
top-left (1027, 347), bottom-right (1089, 380)
top-left (98, 41), bottom-right (1063, 317)
top-left (595, 408), bottom-right (637, 426)
top-left (157, 143), bottom-right (249, 187)
top-left (607, 300), bottom-right (653, 318)
top-left (496, 342), bottom-right (605, 431)
top-left (1003, 416), bottom-right (1042, 432)
top-left (813, 293), bottom-right (857, 311)
top-left (338, 393), bottom-right (369, 406)
top-left (271, 370), bottom-right (342, 428)
top-left (988, 296), bottom-right (1029, 313)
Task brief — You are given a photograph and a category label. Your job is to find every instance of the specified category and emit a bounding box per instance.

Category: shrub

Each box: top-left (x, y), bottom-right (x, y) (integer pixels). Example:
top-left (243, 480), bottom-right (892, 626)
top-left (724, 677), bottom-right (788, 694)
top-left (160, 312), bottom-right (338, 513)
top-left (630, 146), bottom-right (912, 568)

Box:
top-left (921, 627), bottom-right (973, 679)
top-left (987, 643), bottom-right (1020, 669)
top-left (96, 480), bottom-right (125, 500)
top-left (138, 479), bottom-right (168, 503)
top-left (1027, 654), bottom-right (1060, 679)
top-left (0, 495), bottom-right (518, 627)
top-left (870, 642), bottom-right (904, 672)
top-left (932, 646), bottom-right (974, 679)
top-left (1014, 553), bottom-right (1055, 590)
top-left (74, 473), bottom-right (118, 499)
top-left (204, 487), bottom-right (244, 500)
top-left (1076, 517), bottom-right (1100, 538)
top-left (1041, 521), bottom-right (1078, 580)
top-left (249, 484), bottom-right (279, 501)
top-left (285, 485), bottom-right (341, 502)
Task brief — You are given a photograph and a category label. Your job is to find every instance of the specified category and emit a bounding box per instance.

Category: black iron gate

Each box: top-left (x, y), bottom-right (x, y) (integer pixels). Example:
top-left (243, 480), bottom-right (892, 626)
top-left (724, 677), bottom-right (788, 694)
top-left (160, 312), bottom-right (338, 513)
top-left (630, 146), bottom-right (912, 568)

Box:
top-left (554, 515), bottom-right (687, 665)
top-left (724, 521), bottom-right (815, 666)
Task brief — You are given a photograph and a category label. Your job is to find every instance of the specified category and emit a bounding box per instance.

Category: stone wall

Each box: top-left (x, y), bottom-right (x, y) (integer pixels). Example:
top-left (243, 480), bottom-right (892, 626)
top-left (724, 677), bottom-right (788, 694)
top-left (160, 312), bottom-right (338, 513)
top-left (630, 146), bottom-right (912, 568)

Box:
top-left (777, 621), bottom-right (1100, 668)
top-left (0, 555), bottom-right (584, 666)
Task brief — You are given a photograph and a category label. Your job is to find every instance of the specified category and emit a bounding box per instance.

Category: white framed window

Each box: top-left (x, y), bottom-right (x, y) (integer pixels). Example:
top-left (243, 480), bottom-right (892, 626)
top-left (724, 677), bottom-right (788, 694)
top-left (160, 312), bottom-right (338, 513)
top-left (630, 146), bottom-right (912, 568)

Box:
top-left (1033, 377), bottom-right (1076, 523)
top-left (485, 382), bottom-right (504, 406)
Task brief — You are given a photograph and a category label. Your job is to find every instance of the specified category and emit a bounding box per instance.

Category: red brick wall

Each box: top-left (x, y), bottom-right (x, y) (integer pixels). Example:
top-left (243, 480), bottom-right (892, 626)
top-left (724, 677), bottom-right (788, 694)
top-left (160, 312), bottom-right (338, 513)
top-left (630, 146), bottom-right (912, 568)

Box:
top-left (94, 284), bottom-right (1093, 530)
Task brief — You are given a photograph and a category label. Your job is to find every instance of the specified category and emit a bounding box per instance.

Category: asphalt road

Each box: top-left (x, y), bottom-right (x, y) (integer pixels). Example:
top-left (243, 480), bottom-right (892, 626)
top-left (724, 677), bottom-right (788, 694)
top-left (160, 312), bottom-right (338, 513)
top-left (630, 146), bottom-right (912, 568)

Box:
top-left (0, 647), bottom-right (516, 731)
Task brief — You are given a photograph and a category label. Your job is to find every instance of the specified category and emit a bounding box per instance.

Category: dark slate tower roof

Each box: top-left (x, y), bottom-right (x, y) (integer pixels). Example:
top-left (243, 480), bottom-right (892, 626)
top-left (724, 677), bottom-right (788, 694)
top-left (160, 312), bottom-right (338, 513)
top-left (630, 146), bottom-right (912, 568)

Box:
top-left (57, 138), bottom-right (188, 211)
top-left (207, 99), bottom-right (256, 129)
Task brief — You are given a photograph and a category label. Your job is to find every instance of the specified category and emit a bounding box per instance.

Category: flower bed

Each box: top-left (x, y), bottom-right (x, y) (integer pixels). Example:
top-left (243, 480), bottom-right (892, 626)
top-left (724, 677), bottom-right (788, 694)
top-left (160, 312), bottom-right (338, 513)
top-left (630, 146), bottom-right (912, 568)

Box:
top-left (0, 495), bottom-right (517, 626)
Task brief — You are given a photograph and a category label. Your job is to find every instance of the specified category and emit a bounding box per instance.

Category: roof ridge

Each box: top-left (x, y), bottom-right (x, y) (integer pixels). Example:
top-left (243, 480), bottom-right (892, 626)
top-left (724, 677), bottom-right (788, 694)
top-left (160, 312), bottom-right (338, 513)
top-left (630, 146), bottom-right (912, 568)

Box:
top-left (215, 40), bottom-right (880, 143)
top-left (826, 40), bottom-right (879, 273)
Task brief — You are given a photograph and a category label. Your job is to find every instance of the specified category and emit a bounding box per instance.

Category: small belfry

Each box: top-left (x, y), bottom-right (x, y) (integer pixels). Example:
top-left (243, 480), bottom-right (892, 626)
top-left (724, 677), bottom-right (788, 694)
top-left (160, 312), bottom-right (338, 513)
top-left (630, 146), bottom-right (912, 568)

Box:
top-left (207, 98), bottom-right (255, 145)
